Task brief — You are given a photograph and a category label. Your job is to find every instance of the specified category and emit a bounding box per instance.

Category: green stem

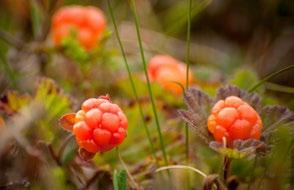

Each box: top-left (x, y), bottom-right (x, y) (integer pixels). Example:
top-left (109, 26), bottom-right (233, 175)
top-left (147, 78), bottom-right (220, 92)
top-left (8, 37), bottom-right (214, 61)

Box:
top-left (129, 0), bottom-right (168, 165)
top-left (249, 65), bottom-right (294, 92)
top-left (185, 0), bottom-right (192, 161)
top-left (107, 0), bottom-right (156, 160)
top-left (116, 148), bottom-right (139, 189)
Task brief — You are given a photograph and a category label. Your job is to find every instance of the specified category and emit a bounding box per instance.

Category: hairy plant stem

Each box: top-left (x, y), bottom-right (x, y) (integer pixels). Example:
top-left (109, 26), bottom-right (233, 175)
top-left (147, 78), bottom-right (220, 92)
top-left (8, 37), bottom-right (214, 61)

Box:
top-left (129, 0), bottom-right (168, 165)
top-left (249, 65), bottom-right (294, 92)
top-left (107, 0), bottom-right (156, 161)
top-left (185, 0), bottom-right (193, 161)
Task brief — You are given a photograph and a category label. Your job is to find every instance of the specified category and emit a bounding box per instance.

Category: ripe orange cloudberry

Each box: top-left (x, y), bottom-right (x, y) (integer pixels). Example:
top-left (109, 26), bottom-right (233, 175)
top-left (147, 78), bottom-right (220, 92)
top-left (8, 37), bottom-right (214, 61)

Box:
top-left (148, 55), bottom-right (194, 95)
top-left (51, 5), bottom-right (106, 50)
top-left (207, 96), bottom-right (262, 145)
top-left (70, 96), bottom-right (127, 153)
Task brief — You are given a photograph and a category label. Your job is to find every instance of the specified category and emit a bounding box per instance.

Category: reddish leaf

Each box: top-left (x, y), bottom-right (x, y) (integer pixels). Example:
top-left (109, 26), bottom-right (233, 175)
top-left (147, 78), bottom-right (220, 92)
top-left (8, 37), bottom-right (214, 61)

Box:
top-left (59, 113), bottom-right (76, 131)
top-left (78, 148), bottom-right (95, 161)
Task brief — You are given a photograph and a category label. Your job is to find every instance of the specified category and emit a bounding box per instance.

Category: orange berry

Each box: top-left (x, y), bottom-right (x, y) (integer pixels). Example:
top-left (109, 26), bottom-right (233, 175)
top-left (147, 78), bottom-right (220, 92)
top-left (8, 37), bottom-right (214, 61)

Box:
top-left (75, 110), bottom-right (85, 122)
top-left (229, 119), bottom-right (251, 140)
top-left (93, 128), bottom-right (111, 147)
top-left (207, 96), bottom-right (263, 145)
top-left (82, 98), bottom-right (101, 112)
top-left (213, 125), bottom-right (229, 142)
top-left (216, 107), bottom-right (239, 127)
top-left (148, 55), bottom-right (179, 81)
top-left (147, 55), bottom-right (194, 95)
top-left (51, 5), bottom-right (106, 50)
top-left (101, 113), bottom-right (120, 133)
top-left (85, 108), bottom-right (102, 128)
top-left (73, 121), bottom-right (92, 140)
top-left (211, 100), bottom-right (225, 115)
top-left (72, 96), bottom-right (127, 154)
top-left (207, 115), bottom-right (216, 133)
top-left (224, 96), bottom-right (243, 108)
top-left (77, 139), bottom-right (99, 153)
top-left (237, 104), bottom-right (258, 124)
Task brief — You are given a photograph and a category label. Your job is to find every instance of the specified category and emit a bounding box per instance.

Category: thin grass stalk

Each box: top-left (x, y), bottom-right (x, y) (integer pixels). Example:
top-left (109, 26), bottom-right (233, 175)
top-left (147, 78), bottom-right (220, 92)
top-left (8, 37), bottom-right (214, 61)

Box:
top-left (107, 0), bottom-right (156, 160)
top-left (265, 82), bottom-right (294, 94)
top-left (184, 0), bottom-right (193, 160)
top-left (249, 65), bottom-right (294, 92)
top-left (156, 165), bottom-right (207, 178)
top-left (129, 0), bottom-right (168, 165)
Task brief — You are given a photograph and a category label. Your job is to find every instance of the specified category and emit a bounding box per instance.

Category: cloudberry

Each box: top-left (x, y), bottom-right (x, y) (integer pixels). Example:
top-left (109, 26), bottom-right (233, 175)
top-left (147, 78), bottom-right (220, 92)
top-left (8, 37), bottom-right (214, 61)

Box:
top-left (148, 55), bottom-right (194, 95)
top-left (51, 5), bottom-right (106, 50)
top-left (207, 96), bottom-right (262, 145)
top-left (72, 96), bottom-right (127, 153)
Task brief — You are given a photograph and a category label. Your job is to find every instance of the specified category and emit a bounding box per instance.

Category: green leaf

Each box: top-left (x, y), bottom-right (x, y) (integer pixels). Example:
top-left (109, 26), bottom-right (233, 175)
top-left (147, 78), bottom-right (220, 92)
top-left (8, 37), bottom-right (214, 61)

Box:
top-left (230, 68), bottom-right (260, 91)
top-left (113, 169), bottom-right (127, 190)
top-left (4, 91), bottom-right (31, 112)
top-left (60, 140), bottom-right (77, 165)
top-left (61, 31), bottom-right (89, 64)
top-left (34, 78), bottom-right (71, 120)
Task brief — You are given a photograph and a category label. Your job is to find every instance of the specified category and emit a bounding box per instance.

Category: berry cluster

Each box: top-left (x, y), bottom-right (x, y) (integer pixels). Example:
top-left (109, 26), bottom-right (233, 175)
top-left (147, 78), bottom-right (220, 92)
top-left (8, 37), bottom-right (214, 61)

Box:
top-left (51, 5), bottom-right (106, 50)
top-left (73, 96), bottom-right (127, 153)
top-left (148, 55), bottom-right (194, 95)
top-left (207, 96), bottom-right (262, 145)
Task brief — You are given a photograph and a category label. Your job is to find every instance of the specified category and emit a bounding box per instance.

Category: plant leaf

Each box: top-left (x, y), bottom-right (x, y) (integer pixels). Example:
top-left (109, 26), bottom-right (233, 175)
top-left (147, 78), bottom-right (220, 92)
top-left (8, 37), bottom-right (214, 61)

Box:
top-left (261, 105), bottom-right (294, 140)
top-left (178, 110), bottom-right (210, 143)
top-left (184, 87), bottom-right (213, 114)
top-left (209, 139), bottom-right (268, 159)
top-left (178, 87), bottom-right (214, 144)
top-left (59, 113), bottom-right (76, 131)
top-left (216, 85), bottom-right (262, 112)
top-left (230, 68), bottom-right (260, 91)
top-left (233, 139), bottom-right (268, 157)
top-left (78, 148), bottom-right (95, 161)
top-left (113, 169), bottom-right (127, 190)
top-left (0, 91), bottom-right (31, 114)
top-left (35, 77), bottom-right (71, 122)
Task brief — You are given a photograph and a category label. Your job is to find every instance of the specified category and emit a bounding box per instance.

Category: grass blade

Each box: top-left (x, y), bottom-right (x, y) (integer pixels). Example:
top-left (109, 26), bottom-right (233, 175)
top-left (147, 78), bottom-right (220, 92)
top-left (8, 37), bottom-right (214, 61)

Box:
top-left (129, 0), bottom-right (168, 165)
top-left (249, 65), bottom-right (294, 92)
top-left (185, 0), bottom-right (192, 160)
top-left (107, 0), bottom-right (156, 160)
